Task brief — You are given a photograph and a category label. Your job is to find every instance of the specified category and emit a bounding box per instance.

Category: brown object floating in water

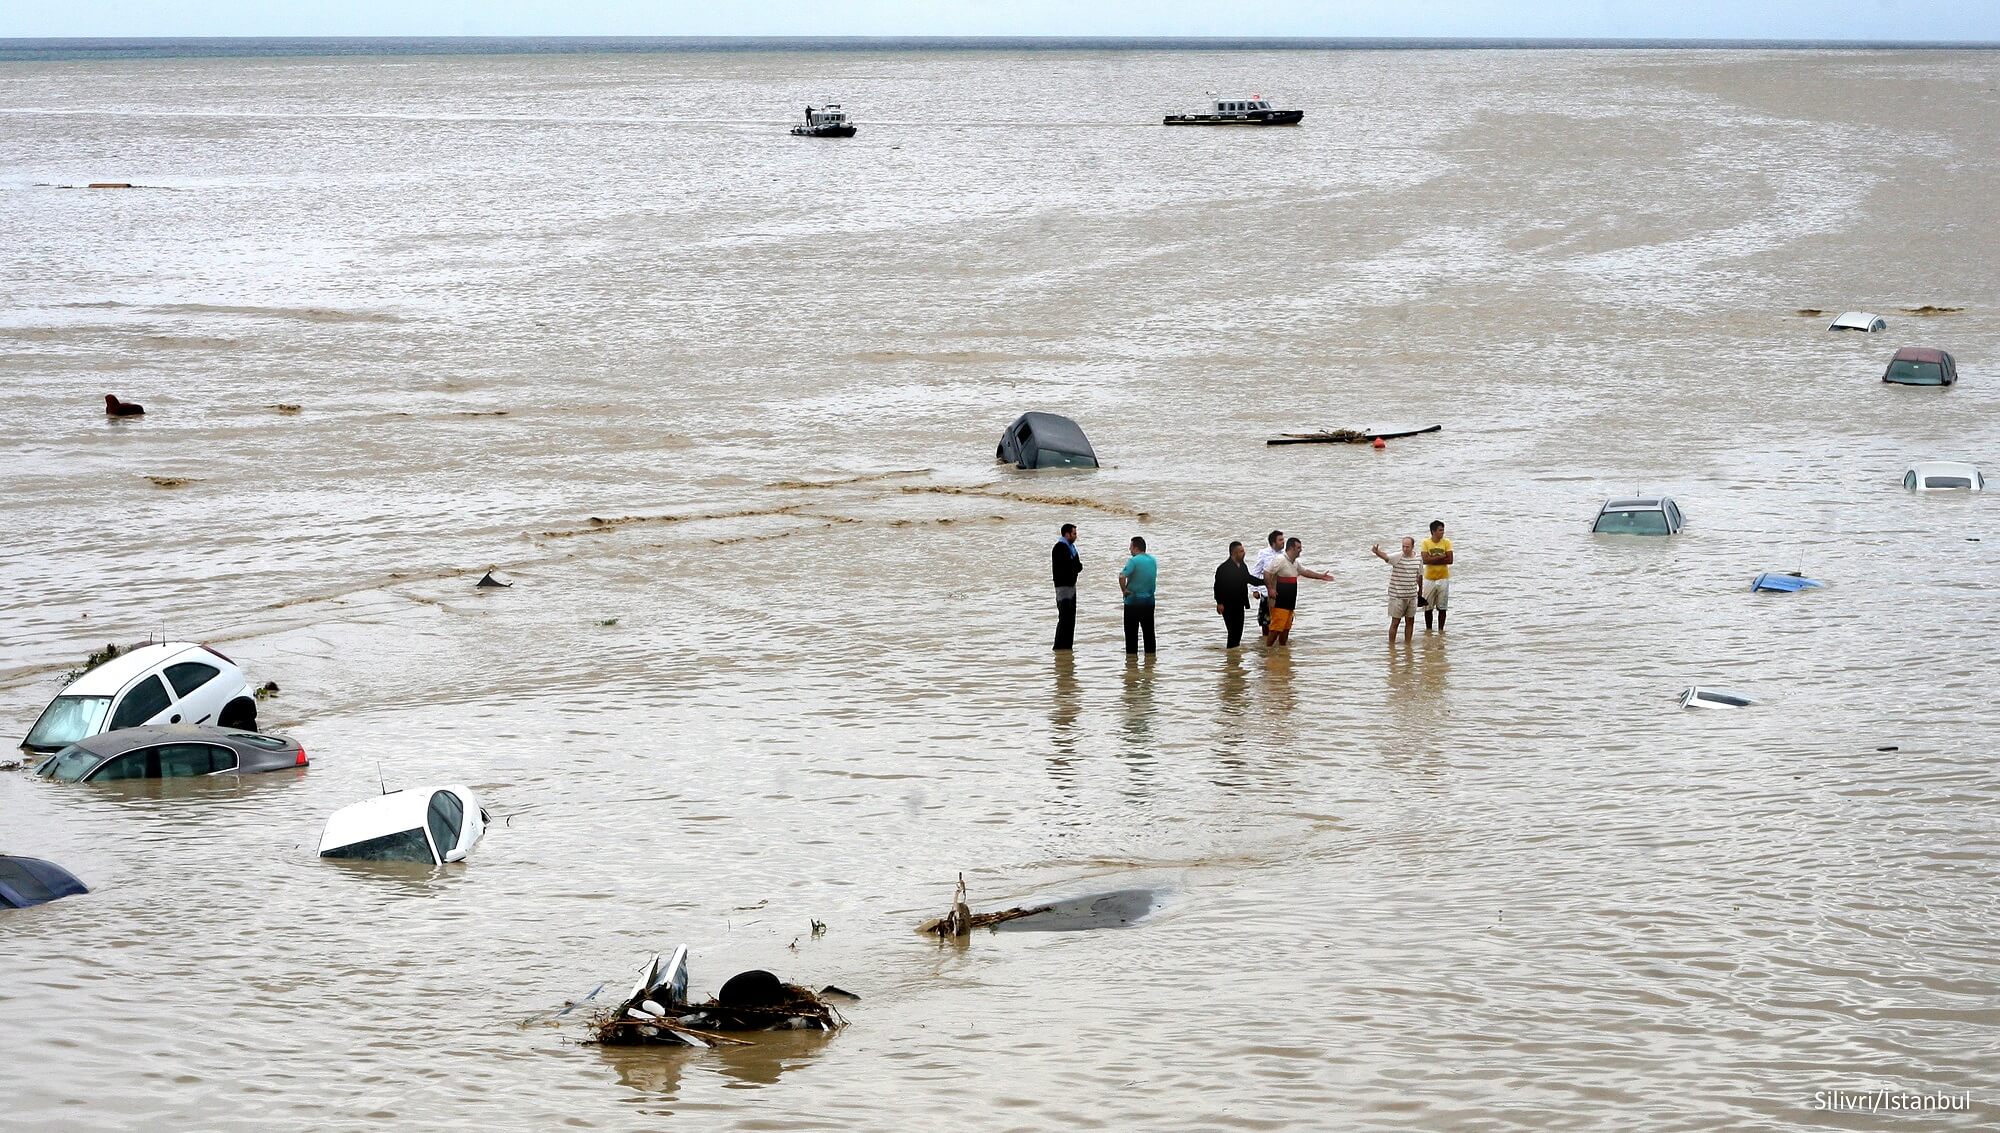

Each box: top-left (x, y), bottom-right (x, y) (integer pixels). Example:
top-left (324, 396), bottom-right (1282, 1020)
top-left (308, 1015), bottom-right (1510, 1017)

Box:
top-left (922, 873), bottom-right (1053, 937)
top-left (1900, 305), bottom-right (1964, 316)
top-left (104, 394), bottom-right (144, 417)
top-left (1793, 308), bottom-right (1826, 317)
top-left (269, 403), bottom-right (302, 414)
top-left (1268, 424), bottom-right (1441, 446)
top-left (145, 475), bottom-right (194, 489)
top-left (87, 182), bottom-right (133, 189)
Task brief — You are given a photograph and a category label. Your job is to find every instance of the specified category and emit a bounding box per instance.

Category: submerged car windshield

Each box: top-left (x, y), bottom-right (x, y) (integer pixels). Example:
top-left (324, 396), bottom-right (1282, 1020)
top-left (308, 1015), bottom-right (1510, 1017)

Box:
top-left (24, 696), bottom-right (111, 750)
top-left (1886, 360), bottom-right (1945, 385)
top-left (1594, 510), bottom-right (1670, 535)
top-left (34, 745), bottom-right (104, 782)
top-left (321, 828), bottom-right (437, 865)
top-left (1923, 476), bottom-right (1974, 489)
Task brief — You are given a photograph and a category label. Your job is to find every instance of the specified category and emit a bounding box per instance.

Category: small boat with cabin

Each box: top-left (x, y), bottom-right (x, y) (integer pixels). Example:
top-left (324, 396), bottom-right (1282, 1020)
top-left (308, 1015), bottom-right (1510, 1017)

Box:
top-left (1163, 95), bottom-right (1303, 127)
top-left (791, 104), bottom-right (856, 138)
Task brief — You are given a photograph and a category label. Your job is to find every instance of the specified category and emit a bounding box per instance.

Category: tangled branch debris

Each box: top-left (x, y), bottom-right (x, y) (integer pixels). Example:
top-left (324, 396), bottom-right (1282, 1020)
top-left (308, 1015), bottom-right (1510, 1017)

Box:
top-left (921, 873), bottom-right (1053, 937)
top-left (591, 946), bottom-right (847, 1048)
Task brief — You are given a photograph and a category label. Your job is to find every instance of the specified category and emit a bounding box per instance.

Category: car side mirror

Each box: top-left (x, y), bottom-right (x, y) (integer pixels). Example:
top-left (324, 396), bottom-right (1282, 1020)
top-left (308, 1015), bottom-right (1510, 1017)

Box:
top-left (442, 848), bottom-right (468, 864)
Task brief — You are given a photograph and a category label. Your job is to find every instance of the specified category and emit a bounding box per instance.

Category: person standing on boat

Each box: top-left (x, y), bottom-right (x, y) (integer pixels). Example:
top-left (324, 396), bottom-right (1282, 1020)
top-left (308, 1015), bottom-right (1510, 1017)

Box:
top-left (1248, 529), bottom-right (1284, 632)
top-left (1051, 523), bottom-right (1081, 651)
top-left (1262, 537), bottom-right (1335, 648)
top-left (1371, 537), bottom-right (1423, 645)
top-left (1420, 519), bottom-right (1453, 632)
top-left (1119, 536), bottom-right (1158, 655)
top-left (1213, 541), bottom-right (1254, 649)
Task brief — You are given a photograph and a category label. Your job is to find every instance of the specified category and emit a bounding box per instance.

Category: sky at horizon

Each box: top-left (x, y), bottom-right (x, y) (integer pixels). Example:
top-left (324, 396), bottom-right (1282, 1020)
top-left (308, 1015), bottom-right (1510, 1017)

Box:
top-left (4, 1), bottom-right (1999, 41)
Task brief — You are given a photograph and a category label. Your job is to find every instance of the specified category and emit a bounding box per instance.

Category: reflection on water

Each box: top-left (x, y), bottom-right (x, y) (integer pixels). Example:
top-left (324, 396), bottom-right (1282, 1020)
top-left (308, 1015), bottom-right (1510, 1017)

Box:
top-left (600, 1031), bottom-right (836, 1105)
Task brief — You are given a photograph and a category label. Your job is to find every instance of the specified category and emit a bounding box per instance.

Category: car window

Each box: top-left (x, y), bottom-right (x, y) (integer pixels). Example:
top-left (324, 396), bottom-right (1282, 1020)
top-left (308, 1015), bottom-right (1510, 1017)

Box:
top-left (109, 676), bottom-right (172, 730)
top-left (322, 828), bottom-right (437, 864)
top-left (157, 743), bottom-right (236, 777)
top-left (24, 696), bottom-right (112, 749)
top-left (427, 791), bottom-right (465, 857)
top-left (36, 745), bottom-right (104, 783)
top-left (89, 750), bottom-right (152, 781)
top-left (1885, 360), bottom-right (1944, 385)
top-left (1593, 510), bottom-right (1670, 535)
top-left (163, 662), bottom-right (221, 698)
top-left (1926, 476), bottom-right (1973, 490)
top-left (1904, 471), bottom-right (1918, 490)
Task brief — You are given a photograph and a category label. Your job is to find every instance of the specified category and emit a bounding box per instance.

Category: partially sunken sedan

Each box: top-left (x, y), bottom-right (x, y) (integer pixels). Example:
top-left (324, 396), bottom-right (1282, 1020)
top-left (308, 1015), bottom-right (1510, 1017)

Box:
top-left (319, 785), bottom-right (486, 865)
top-left (1881, 347), bottom-right (1958, 386)
top-left (33, 724), bottom-right (307, 782)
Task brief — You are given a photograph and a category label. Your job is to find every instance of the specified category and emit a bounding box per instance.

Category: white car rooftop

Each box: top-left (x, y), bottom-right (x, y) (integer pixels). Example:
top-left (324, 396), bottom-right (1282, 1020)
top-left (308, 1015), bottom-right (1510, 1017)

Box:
top-left (1903, 461), bottom-right (1984, 491)
top-left (1829, 311), bottom-right (1886, 332)
top-left (62, 643), bottom-right (209, 696)
top-left (318, 784), bottom-right (486, 865)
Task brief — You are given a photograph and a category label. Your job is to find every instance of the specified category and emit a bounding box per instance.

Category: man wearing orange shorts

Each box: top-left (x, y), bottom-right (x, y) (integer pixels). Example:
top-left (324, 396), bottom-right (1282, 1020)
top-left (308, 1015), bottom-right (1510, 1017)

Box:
top-left (1261, 537), bottom-right (1336, 647)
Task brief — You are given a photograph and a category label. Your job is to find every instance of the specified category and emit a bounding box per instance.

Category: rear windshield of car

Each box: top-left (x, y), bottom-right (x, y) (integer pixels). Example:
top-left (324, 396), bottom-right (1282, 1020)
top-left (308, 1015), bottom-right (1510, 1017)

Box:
top-left (1695, 691), bottom-right (1753, 707)
top-left (34, 745), bottom-right (103, 783)
top-left (322, 828), bottom-right (437, 865)
top-left (229, 733), bottom-right (292, 750)
top-left (24, 696), bottom-right (111, 750)
top-left (1033, 450), bottom-right (1099, 469)
top-left (1593, 510), bottom-right (1670, 535)
top-left (1922, 476), bottom-right (1974, 489)
top-left (1885, 360), bottom-right (1945, 385)
top-left (0, 859), bottom-right (62, 905)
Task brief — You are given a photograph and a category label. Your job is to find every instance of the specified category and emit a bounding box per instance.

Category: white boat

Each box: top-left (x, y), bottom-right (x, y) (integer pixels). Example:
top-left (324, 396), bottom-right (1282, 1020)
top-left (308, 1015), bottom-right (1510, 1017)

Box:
top-left (791, 104), bottom-right (856, 138)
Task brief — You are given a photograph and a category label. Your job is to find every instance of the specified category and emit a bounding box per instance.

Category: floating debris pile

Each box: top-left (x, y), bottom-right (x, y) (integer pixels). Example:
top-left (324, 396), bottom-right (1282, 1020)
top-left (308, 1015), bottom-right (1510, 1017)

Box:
top-left (592, 946), bottom-right (848, 1048)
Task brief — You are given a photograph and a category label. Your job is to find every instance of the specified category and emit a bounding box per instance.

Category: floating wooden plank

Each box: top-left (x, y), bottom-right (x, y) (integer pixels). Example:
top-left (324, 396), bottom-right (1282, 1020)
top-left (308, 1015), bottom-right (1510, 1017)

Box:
top-left (1267, 424), bottom-right (1441, 446)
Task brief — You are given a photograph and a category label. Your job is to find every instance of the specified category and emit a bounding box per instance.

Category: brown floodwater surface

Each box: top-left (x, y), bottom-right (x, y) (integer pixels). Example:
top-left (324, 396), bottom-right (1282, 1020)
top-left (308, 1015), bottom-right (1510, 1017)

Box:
top-left (2, 45), bottom-right (1997, 1131)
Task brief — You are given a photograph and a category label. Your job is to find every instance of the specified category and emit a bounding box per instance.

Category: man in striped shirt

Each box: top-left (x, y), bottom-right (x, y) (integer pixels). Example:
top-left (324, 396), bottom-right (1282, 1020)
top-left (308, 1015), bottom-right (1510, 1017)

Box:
top-left (1371, 537), bottom-right (1423, 645)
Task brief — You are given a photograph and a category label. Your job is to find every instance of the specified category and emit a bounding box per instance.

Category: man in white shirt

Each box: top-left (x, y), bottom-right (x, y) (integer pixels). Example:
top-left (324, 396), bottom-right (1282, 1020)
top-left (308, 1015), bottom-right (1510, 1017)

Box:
top-left (1247, 529), bottom-right (1284, 632)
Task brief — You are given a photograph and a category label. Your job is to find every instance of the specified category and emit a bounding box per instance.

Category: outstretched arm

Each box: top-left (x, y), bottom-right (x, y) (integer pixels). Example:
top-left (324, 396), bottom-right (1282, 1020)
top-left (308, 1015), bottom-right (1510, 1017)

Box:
top-left (1302, 568), bottom-right (1336, 582)
top-left (1370, 544), bottom-right (1389, 563)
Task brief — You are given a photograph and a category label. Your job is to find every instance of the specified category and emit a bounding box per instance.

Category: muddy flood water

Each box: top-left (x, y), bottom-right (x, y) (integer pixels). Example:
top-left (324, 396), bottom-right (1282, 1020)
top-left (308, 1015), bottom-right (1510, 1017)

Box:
top-left (2, 44), bottom-right (1997, 1131)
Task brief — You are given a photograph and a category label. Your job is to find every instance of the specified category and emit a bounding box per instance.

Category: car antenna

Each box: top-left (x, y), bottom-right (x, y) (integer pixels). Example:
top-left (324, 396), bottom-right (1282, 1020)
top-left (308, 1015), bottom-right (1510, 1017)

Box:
top-left (378, 762), bottom-right (388, 796)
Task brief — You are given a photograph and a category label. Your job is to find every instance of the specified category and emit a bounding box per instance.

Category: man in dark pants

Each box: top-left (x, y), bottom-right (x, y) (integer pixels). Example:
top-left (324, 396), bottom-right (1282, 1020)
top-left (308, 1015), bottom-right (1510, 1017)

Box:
top-left (1118, 535), bottom-right (1158, 655)
top-left (1213, 541), bottom-right (1253, 649)
top-left (1051, 523), bottom-right (1081, 651)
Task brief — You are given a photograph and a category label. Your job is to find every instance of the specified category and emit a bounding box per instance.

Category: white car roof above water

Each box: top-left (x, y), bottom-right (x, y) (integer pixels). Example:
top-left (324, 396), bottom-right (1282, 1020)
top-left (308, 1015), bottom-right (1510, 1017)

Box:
top-left (1829, 311), bottom-right (1886, 331)
top-left (62, 643), bottom-right (214, 696)
top-left (1908, 460), bottom-right (1980, 478)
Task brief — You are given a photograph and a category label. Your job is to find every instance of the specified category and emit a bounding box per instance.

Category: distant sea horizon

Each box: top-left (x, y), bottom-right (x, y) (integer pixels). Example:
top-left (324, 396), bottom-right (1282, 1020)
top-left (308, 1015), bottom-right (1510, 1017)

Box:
top-left (3, 35), bottom-right (1998, 63)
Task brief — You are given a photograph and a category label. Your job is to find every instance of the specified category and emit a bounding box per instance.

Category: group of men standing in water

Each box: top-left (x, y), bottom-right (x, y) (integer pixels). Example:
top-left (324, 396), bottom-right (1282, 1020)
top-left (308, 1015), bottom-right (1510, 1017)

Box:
top-left (1049, 521), bottom-right (1453, 654)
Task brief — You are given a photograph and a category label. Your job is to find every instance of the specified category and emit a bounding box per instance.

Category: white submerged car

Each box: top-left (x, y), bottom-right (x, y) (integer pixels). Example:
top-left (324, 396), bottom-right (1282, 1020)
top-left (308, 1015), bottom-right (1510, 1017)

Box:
top-left (21, 643), bottom-right (258, 754)
top-left (1903, 461), bottom-right (1984, 492)
top-left (318, 785), bottom-right (487, 865)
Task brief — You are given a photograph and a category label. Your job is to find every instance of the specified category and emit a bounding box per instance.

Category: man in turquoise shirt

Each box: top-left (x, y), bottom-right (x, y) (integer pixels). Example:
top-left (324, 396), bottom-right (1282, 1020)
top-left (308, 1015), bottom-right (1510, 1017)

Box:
top-left (1118, 536), bottom-right (1158, 655)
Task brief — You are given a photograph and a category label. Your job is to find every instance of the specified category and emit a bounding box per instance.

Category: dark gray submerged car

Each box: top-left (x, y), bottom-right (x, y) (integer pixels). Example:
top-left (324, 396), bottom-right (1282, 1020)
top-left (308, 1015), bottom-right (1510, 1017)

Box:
top-left (33, 724), bottom-right (307, 783)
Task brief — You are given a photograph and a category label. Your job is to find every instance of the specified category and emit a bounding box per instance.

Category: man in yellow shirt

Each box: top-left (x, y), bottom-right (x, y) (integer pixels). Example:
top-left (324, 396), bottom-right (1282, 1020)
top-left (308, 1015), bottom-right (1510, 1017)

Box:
top-left (1420, 519), bottom-right (1453, 632)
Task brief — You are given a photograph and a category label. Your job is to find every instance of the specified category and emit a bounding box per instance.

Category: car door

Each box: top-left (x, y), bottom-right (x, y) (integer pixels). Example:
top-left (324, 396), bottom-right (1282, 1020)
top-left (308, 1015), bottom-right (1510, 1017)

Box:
top-left (156, 743), bottom-right (237, 777)
top-left (106, 675), bottom-right (174, 732)
top-left (161, 660), bottom-right (225, 725)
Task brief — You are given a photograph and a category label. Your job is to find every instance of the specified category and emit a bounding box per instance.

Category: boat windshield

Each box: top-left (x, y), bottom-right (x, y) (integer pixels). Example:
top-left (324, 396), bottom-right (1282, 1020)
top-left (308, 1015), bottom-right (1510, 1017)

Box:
top-left (24, 696), bottom-right (111, 751)
top-left (1593, 510), bottom-right (1670, 535)
top-left (1885, 360), bottom-right (1945, 385)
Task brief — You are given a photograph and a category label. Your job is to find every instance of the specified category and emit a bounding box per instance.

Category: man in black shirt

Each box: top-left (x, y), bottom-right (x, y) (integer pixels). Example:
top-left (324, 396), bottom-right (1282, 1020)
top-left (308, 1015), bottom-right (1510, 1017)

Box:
top-left (1212, 540), bottom-right (1254, 649)
top-left (1051, 523), bottom-right (1081, 651)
